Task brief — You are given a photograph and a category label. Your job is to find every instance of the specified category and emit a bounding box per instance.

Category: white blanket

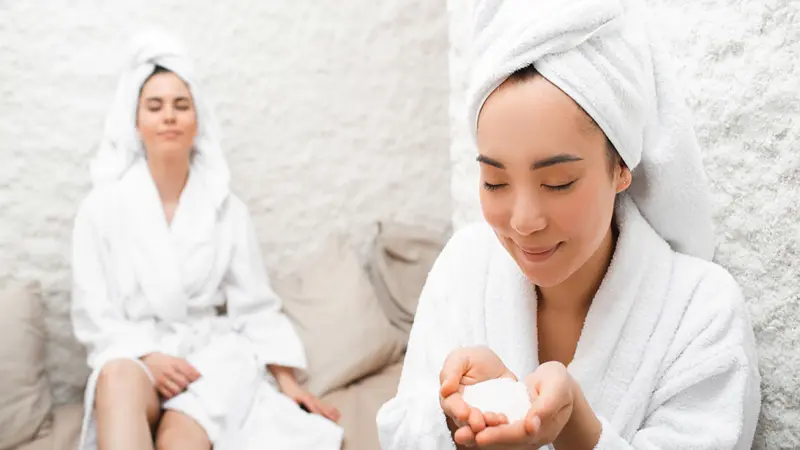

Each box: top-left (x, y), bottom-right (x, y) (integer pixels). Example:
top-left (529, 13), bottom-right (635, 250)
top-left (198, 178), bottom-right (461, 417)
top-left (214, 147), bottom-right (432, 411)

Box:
top-left (376, 196), bottom-right (760, 449)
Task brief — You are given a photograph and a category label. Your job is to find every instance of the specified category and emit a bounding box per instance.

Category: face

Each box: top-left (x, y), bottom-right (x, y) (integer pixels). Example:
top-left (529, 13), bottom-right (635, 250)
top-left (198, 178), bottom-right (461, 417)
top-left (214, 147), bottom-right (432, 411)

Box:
top-left (136, 71), bottom-right (197, 162)
top-left (476, 75), bottom-right (631, 288)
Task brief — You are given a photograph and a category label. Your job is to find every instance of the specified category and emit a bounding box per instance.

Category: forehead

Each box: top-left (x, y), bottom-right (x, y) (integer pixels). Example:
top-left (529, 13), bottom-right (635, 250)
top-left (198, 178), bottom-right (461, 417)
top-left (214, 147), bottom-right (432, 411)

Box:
top-left (140, 72), bottom-right (192, 99)
top-left (476, 76), bottom-right (604, 162)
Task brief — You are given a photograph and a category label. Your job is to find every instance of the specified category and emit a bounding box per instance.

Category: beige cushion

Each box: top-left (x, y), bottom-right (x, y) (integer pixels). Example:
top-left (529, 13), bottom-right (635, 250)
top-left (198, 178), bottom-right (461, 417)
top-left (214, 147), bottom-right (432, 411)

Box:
top-left (368, 222), bottom-right (447, 337)
top-left (276, 234), bottom-right (406, 398)
top-left (0, 281), bottom-right (52, 450)
top-left (15, 403), bottom-right (82, 450)
top-left (322, 361), bottom-right (404, 450)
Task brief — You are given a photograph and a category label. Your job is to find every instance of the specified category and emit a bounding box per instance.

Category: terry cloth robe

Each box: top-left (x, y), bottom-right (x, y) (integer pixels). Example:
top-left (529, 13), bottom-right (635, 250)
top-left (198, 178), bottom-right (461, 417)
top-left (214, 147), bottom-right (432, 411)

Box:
top-left (72, 161), bottom-right (344, 450)
top-left (376, 196), bottom-right (760, 450)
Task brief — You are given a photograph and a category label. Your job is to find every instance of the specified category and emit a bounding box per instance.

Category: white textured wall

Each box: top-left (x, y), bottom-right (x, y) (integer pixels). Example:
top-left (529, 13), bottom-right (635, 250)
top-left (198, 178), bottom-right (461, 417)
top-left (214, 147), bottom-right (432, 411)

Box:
top-left (0, 1), bottom-right (451, 405)
top-left (447, 0), bottom-right (799, 448)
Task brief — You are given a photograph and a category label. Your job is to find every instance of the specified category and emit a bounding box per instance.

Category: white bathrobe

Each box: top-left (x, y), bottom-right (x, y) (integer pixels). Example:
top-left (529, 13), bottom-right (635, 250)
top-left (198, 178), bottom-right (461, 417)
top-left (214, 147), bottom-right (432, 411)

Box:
top-left (376, 196), bottom-right (761, 449)
top-left (72, 161), bottom-right (343, 449)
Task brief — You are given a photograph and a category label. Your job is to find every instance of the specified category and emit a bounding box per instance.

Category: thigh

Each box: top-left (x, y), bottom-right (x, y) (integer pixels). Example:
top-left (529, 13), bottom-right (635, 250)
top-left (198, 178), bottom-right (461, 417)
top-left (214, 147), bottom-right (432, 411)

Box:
top-left (155, 410), bottom-right (211, 450)
top-left (95, 358), bottom-right (161, 428)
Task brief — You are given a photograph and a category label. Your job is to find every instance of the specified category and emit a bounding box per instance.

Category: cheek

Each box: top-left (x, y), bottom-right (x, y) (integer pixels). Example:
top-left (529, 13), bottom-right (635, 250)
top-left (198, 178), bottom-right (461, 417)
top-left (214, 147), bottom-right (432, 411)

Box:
top-left (479, 188), bottom-right (513, 232)
top-left (181, 112), bottom-right (198, 143)
top-left (558, 178), bottom-right (616, 245)
top-left (136, 112), bottom-right (159, 141)
top-left (178, 111), bottom-right (198, 133)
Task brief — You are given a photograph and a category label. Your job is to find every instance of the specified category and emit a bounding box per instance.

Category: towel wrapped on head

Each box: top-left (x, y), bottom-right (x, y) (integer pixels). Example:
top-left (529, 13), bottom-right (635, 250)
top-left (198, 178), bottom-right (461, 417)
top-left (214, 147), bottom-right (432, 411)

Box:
top-left (467, 0), bottom-right (715, 260)
top-left (90, 29), bottom-right (230, 209)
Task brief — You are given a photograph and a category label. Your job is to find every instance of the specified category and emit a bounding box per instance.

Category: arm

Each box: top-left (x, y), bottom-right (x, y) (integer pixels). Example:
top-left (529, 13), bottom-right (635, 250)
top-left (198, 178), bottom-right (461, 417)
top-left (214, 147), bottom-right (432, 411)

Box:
top-left (268, 364), bottom-right (301, 391)
top-left (559, 268), bottom-right (760, 450)
top-left (222, 201), bottom-right (307, 376)
top-left (376, 238), bottom-right (464, 450)
top-left (71, 198), bottom-right (161, 370)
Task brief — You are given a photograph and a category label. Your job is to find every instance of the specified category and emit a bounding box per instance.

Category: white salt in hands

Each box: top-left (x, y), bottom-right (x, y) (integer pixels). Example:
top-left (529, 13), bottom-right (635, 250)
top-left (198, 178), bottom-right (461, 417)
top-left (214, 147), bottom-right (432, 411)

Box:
top-left (440, 346), bottom-right (579, 448)
top-left (462, 378), bottom-right (531, 424)
top-left (439, 346), bottom-right (520, 447)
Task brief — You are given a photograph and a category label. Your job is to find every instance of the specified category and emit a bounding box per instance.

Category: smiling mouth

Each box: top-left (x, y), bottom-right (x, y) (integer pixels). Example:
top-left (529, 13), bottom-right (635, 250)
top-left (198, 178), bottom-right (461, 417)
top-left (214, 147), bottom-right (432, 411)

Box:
top-left (517, 242), bottom-right (562, 262)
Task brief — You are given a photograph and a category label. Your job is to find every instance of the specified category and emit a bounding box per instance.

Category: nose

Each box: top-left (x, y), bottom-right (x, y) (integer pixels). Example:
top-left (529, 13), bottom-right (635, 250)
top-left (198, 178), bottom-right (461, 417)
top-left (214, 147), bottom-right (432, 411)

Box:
top-left (509, 192), bottom-right (547, 236)
top-left (163, 105), bottom-right (177, 124)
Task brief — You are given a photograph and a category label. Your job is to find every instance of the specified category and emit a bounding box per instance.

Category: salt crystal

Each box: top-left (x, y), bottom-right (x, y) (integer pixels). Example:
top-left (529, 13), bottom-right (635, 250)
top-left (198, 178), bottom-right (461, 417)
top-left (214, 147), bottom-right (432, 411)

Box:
top-left (462, 378), bottom-right (531, 423)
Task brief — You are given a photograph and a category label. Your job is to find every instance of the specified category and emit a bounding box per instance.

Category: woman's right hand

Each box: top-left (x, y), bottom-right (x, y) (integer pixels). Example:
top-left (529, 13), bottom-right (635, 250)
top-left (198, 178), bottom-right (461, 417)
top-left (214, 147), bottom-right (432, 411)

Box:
top-left (439, 346), bottom-right (517, 447)
top-left (140, 353), bottom-right (201, 399)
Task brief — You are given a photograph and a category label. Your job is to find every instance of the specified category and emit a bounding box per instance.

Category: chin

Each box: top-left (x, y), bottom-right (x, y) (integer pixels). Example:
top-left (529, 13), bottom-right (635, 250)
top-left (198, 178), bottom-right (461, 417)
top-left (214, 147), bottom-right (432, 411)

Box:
top-left (152, 145), bottom-right (192, 160)
top-left (508, 244), bottom-right (576, 288)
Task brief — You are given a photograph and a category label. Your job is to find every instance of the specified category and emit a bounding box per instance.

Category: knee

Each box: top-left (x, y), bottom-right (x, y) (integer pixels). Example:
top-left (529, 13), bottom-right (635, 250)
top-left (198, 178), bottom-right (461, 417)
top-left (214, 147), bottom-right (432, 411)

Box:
top-left (155, 413), bottom-right (211, 450)
top-left (95, 359), bottom-right (149, 410)
top-left (155, 427), bottom-right (210, 450)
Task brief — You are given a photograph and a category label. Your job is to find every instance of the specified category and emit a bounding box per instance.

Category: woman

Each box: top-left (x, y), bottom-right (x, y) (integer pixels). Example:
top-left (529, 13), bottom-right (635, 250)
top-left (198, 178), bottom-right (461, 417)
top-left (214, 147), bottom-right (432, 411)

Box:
top-left (71, 31), bottom-right (343, 450)
top-left (376, 0), bottom-right (760, 449)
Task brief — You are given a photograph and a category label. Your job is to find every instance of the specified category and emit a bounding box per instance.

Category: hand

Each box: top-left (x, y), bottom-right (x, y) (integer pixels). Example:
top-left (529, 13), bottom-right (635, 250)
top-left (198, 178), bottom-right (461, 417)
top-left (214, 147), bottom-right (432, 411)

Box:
top-left (140, 353), bottom-right (201, 399)
top-left (282, 383), bottom-right (341, 423)
top-left (473, 361), bottom-right (575, 448)
top-left (439, 346), bottom-right (517, 447)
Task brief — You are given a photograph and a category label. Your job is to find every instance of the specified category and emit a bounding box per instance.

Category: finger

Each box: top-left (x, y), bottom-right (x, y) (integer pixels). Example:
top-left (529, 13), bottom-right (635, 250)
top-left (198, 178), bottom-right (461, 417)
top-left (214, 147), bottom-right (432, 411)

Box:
top-left (157, 381), bottom-right (179, 399)
top-left (524, 414), bottom-right (542, 436)
top-left (326, 407), bottom-right (341, 422)
top-left (302, 397), bottom-right (325, 416)
top-left (528, 384), bottom-right (571, 425)
top-left (325, 404), bottom-right (341, 422)
top-left (175, 360), bottom-right (202, 381)
top-left (157, 385), bottom-right (173, 399)
top-left (453, 425), bottom-right (477, 447)
top-left (164, 377), bottom-right (183, 397)
top-left (467, 407), bottom-right (486, 434)
top-left (439, 350), bottom-right (469, 396)
top-left (441, 392), bottom-right (470, 423)
top-left (165, 367), bottom-right (191, 391)
top-left (474, 420), bottom-right (529, 447)
top-left (484, 412), bottom-right (509, 427)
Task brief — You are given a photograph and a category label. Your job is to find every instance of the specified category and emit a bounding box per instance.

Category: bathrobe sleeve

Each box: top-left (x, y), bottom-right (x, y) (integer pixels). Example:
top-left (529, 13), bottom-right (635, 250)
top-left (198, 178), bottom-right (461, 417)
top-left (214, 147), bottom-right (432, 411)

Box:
top-left (71, 196), bottom-right (162, 370)
top-left (594, 266), bottom-right (761, 450)
top-left (377, 234), bottom-right (466, 450)
top-left (222, 199), bottom-right (307, 372)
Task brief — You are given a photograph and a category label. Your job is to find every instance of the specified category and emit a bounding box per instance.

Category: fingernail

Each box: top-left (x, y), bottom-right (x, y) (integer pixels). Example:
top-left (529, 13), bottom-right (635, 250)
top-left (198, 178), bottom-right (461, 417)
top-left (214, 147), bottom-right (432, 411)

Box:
top-left (530, 416), bottom-right (541, 430)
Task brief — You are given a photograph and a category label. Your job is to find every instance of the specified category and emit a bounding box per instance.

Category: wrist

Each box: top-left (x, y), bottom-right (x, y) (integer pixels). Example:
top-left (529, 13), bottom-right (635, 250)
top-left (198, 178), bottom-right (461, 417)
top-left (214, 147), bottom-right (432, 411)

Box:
top-left (553, 378), bottom-right (602, 450)
top-left (269, 365), bottom-right (300, 393)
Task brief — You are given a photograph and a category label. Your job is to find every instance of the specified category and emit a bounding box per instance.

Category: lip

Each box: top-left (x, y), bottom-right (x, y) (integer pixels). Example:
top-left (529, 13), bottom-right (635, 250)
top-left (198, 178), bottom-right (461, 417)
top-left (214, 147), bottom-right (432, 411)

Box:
top-left (517, 242), bottom-right (562, 263)
top-left (158, 130), bottom-right (183, 139)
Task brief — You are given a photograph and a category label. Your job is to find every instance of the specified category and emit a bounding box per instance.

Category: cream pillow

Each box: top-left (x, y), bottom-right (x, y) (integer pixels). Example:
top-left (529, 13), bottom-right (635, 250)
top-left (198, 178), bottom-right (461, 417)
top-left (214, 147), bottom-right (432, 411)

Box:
top-left (276, 234), bottom-right (406, 398)
top-left (0, 281), bottom-right (52, 450)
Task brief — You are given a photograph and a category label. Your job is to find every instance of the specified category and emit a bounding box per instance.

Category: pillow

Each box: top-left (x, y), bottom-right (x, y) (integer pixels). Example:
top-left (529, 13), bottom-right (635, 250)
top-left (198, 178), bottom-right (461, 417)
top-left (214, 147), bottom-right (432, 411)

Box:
top-left (0, 281), bottom-right (53, 450)
top-left (368, 222), bottom-right (447, 338)
top-left (275, 234), bottom-right (406, 398)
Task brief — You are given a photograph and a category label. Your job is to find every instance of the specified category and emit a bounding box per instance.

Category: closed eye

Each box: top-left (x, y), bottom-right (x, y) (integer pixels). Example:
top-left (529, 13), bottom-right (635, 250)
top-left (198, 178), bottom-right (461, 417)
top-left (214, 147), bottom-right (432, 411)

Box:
top-left (543, 181), bottom-right (576, 191)
top-left (483, 182), bottom-right (507, 192)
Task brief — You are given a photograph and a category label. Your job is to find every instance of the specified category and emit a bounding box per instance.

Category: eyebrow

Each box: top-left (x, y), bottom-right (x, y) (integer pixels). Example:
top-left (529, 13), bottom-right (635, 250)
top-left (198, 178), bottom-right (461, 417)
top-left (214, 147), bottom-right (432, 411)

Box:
top-left (144, 96), bottom-right (191, 102)
top-left (476, 153), bottom-right (584, 170)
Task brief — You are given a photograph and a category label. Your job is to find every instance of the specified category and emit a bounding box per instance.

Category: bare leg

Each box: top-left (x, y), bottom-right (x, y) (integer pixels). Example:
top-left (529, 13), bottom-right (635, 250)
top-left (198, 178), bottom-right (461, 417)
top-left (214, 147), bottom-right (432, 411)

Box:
top-left (95, 359), bottom-right (161, 450)
top-left (155, 411), bottom-right (211, 450)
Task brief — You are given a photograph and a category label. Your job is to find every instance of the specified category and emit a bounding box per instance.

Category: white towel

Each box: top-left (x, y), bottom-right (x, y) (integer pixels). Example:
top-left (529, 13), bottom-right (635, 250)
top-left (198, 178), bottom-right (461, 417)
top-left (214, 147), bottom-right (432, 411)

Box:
top-left (90, 29), bottom-right (230, 209)
top-left (466, 0), bottom-right (715, 260)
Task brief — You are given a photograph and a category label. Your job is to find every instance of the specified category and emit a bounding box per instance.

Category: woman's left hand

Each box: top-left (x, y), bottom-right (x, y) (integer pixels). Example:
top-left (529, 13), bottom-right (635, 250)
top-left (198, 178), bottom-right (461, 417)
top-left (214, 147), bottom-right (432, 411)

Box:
top-left (473, 361), bottom-right (575, 448)
top-left (282, 383), bottom-right (342, 423)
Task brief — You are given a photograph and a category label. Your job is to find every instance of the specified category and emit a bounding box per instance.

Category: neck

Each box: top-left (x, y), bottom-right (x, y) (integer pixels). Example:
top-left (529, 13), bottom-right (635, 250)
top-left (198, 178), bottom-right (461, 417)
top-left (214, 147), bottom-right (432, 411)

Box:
top-left (538, 224), bottom-right (617, 315)
top-left (147, 155), bottom-right (190, 204)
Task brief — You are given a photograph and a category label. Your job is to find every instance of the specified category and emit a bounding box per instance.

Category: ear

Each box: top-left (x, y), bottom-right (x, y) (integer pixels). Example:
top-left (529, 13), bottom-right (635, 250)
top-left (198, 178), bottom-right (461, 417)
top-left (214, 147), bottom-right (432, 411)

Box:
top-left (615, 165), bottom-right (632, 194)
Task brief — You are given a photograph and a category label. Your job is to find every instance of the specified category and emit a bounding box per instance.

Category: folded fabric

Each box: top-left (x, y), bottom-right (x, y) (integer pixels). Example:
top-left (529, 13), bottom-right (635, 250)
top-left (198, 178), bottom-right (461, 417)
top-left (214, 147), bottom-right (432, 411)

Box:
top-left (466, 0), bottom-right (715, 260)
